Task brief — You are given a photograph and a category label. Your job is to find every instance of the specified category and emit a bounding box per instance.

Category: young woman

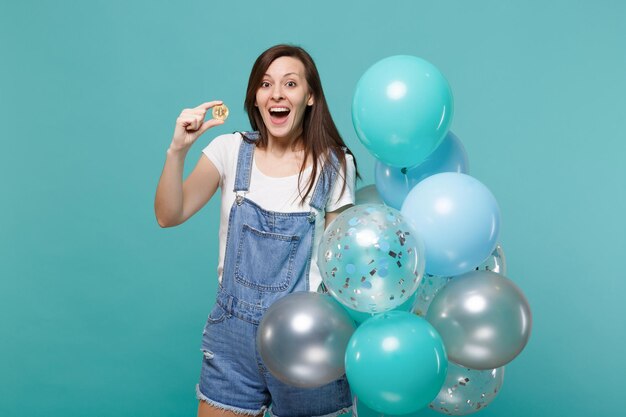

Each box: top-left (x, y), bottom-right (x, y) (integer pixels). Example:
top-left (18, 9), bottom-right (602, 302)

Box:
top-left (155, 45), bottom-right (358, 417)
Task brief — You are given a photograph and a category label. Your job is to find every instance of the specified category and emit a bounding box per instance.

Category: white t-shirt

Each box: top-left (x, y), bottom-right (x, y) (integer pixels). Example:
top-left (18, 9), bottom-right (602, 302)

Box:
top-left (202, 132), bottom-right (356, 291)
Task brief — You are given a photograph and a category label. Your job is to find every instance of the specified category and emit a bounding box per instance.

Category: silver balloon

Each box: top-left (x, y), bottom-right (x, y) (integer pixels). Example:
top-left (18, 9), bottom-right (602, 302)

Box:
top-left (355, 184), bottom-right (384, 205)
top-left (257, 292), bottom-right (356, 388)
top-left (426, 270), bottom-right (532, 370)
top-left (475, 244), bottom-right (507, 275)
top-left (430, 363), bottom-right (504, 415)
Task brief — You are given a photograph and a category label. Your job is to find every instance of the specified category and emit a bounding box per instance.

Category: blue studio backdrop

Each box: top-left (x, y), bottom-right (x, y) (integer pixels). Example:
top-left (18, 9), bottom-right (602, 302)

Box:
top-left (1, 1), bottom-right (625, 416)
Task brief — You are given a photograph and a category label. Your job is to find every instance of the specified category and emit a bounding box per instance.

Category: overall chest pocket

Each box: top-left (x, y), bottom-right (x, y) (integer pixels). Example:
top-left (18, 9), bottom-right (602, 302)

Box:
top-left (235, 224), bottom-right (300, 292)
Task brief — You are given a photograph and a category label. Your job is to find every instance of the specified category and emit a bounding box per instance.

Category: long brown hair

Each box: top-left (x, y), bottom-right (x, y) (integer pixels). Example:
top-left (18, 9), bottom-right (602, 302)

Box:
top-left (244, 44), bottom-right (359, 204)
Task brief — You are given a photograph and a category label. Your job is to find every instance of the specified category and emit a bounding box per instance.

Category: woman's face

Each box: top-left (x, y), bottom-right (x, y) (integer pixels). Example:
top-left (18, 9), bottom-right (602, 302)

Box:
top-left (255, 56), bottom-right (314, 142)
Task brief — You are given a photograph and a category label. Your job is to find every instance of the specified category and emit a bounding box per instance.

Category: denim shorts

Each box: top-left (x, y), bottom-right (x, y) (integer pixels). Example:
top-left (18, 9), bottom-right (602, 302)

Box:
top-left (196, 303), bottom-right (353, 417)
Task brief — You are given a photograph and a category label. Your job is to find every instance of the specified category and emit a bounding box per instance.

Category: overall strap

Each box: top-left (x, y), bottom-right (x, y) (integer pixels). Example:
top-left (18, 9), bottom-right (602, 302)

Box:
top-left (309, 148), bottom-right (343, 211)
top-left (233, 131), bottom-right (260, 194)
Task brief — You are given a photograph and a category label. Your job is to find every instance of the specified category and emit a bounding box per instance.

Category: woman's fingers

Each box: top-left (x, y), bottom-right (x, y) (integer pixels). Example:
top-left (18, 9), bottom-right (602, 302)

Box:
top-left (195, 101), bottom-right (223, 111)
top-left (183, 101), bottom-right (223, 117)
top-left (180, 101), bottom-right (224, 129)
top-left (171, 101), bottom-right (225, 150)
top-left (177, 114), bottom-right (202, 131)
top-left (198, 118), bottom-right (225, 135)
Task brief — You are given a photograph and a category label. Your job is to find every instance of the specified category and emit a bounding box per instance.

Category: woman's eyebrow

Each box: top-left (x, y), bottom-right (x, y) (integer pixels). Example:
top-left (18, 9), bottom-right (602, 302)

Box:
top-left (264, 72), bottom-right (301, 78)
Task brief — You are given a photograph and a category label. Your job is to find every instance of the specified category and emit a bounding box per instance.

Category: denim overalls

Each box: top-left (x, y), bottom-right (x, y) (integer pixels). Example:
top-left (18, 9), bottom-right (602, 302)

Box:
top-left (196, 132), bottom-right (352, 417)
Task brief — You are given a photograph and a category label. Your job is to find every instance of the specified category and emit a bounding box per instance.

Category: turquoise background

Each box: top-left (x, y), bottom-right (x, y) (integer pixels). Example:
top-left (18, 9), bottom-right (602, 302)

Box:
top-left (1, 1), bottom-right (624, 416)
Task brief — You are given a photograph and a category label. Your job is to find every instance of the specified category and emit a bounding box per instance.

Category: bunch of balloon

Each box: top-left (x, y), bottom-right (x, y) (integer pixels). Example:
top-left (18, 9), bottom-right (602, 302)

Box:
top-left (419, 267), bottom-right (531, 415)
top-left (352, 364), bottom-right (504, 417)
top-left (352, 359), bottom-right (504, 417)
top-left (347, 55), bottom-right (533, 416)
top-left (317, 204), bottom-right (448, 415)
top-left (389, 76), bottom-right (532, 415)
top-left (412, 246), bottom-right (511, 415)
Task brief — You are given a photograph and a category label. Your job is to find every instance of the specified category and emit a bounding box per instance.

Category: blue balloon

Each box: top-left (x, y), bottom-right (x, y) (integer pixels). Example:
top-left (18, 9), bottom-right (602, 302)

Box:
top-left (345, 311), bottom-right (448, 415)
top-left (352, 55), bottom-right (454, 168)
top-left (375, 131), bottom-right (469, 209)
top-left (400, 173), bottom-right (500, 277)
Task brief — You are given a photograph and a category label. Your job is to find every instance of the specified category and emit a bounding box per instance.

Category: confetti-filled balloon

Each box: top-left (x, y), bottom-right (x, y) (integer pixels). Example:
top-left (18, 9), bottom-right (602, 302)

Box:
top-left (429, 363), bottom-right (505, 416)
top-left (413, 245), bottom-right (507, 317)
top-left (412, 273), bottom-right (452, 318)
top-left (476, 244), bottom-right (507, 274)
top-left (426, 270), bottom-right (532, 370)
top-left (256, 292), bottom-right (356, 388)
top-left (345, 311), bottom-right (448, 415)
top-left (318, 204), bottom-right (425, 313)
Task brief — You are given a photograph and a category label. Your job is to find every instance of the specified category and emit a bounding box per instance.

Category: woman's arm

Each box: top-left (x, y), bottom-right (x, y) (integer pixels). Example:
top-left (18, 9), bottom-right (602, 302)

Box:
top-left (324, 152), bottom-right (357, 229)
top-left (154, 101), bottom-right (224, 227)
top-left (155, 152), bottom-right (220, 227)
top-left (324, 204), bottom-right (353, 229)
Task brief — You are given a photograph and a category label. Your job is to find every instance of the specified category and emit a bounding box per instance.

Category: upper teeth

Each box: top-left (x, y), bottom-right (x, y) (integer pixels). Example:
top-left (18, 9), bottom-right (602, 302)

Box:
top-left (271, 107), bottom-right (289, 112)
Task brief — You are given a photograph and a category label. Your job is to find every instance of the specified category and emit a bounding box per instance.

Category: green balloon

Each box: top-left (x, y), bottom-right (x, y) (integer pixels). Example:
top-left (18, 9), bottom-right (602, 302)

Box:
top-left (352, 55), bottom-right (454, 168)
top-left (353, 395), bottom-right (421, 417)
top-left (345, 311), bottom-right (448, 415)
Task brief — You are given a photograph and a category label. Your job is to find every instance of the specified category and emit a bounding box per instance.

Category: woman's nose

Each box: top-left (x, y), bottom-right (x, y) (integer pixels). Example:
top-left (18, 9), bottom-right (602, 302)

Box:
top-left (271, 85), bottom-right (284, 100)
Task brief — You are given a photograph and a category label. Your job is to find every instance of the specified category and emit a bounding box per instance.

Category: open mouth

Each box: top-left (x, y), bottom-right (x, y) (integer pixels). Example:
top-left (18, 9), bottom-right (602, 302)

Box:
top-left (269, 107), bottom-right (291, 124)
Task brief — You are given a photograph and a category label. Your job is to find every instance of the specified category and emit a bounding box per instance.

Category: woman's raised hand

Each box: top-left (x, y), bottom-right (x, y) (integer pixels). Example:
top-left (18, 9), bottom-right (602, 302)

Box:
top-left (170, 101), bottom-right (225, 152)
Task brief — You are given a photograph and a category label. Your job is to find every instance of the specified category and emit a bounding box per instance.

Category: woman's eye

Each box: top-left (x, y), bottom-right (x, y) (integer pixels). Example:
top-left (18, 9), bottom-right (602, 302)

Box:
top-left (261, 81), bottom-right (271, 88)
top-left (286, 81), bottom-right (296, 87)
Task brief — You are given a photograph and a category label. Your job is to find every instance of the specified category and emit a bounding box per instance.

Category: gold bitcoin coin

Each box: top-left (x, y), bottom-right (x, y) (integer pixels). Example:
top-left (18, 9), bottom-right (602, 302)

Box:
top-left (212, 104), bottom-right (229, 121)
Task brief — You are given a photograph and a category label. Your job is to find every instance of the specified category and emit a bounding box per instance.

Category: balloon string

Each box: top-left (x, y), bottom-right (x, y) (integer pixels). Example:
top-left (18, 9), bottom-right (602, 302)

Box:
top-left (401, 167), bottom-right (409, 191)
